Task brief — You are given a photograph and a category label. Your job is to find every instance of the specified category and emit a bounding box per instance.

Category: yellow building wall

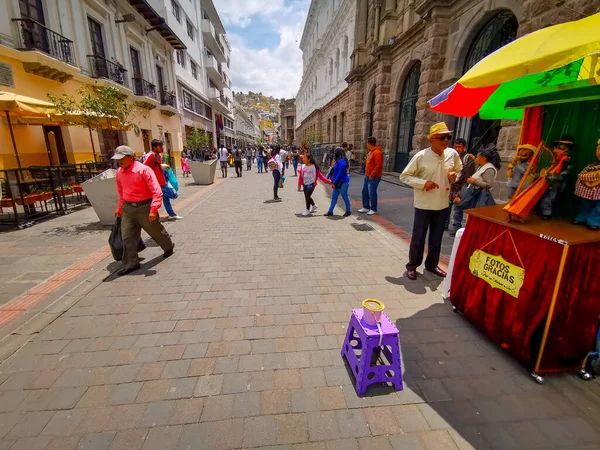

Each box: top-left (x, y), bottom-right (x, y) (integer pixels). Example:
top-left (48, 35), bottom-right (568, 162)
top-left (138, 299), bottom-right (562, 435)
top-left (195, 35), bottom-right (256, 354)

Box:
top-left (0, 54), bottom-right (181, 171)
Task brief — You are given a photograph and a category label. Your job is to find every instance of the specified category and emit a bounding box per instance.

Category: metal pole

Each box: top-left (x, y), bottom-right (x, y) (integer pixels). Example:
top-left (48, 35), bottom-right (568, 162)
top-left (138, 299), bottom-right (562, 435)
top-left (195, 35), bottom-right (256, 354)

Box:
top-left (88, 126), bottom-right (97, 162)
top-left (5, 111), bottom-right (22, 169)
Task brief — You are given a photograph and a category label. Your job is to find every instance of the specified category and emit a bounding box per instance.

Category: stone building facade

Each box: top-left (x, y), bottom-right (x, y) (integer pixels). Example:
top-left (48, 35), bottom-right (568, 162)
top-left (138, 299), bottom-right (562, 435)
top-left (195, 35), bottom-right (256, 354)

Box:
top-left (296, 0), bottom-right (356, 146)
top-left (279, 99), bottom-right (297, 145)
top-left (301, 0), bottom-right (598, 177)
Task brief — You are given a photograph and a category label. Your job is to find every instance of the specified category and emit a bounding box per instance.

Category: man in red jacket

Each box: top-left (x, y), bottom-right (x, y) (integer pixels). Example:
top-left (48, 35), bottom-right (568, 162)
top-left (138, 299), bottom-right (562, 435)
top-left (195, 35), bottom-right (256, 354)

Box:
top-left (144, 139), bottom-right (182, 220)
top-left (358, 136), bottom-right (383, 215)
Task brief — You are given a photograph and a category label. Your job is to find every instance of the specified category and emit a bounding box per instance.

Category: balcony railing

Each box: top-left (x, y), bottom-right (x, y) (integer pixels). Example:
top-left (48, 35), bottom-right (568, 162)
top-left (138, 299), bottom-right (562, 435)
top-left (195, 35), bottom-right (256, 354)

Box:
top-left (87, 55), bottom-right (127, 86)
top-left (132, 77), bottom-right (157, 100)
top-left (160, 90), bottom-right (176, 108)
top-left (13, 18), bottom-right (75, 66)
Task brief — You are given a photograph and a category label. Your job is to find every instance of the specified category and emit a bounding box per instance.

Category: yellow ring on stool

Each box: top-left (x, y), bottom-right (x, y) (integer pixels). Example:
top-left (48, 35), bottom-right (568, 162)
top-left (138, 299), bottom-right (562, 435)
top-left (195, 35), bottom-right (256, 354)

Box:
top-left (363, 299), bottom-right (384, 311)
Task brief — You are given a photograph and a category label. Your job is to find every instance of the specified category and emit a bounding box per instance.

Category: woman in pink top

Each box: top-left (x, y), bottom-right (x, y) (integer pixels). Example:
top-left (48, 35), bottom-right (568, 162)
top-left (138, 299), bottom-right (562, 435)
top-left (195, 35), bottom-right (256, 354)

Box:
top-left (181, 151), bottom-right (190, 177)
top-left (297, 152), bottom-right (331, 216)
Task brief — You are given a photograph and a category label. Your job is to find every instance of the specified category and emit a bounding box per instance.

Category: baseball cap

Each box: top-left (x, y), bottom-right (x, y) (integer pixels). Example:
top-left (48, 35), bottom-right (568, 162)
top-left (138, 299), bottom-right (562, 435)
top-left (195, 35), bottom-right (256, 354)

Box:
top-left (111, 146), bottom-right (135, 159)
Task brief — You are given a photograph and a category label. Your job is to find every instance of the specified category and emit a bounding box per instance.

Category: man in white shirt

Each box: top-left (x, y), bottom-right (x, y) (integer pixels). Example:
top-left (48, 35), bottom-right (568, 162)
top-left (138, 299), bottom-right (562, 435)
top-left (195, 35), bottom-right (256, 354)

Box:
top-left (400, 122), bottom-right (462, 280)
top-left (218, 146), bottom-right (230, 178)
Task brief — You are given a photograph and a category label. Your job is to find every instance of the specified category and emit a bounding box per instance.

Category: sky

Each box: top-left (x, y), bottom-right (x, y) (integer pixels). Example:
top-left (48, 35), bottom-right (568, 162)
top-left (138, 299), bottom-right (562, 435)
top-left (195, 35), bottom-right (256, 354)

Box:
top-left (212, 0), bottom-right (310, 99)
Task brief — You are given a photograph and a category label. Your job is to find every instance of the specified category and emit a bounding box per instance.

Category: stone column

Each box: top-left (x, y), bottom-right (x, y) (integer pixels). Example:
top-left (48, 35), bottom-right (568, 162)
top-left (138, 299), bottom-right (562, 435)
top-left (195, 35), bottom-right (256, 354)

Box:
top-left (373, 0), bottom-right (383, 44)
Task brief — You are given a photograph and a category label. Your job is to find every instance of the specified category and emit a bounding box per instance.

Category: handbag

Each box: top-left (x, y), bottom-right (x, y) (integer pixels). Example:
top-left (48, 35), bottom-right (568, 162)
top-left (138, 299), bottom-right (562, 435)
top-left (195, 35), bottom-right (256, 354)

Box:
top-left (474, 189), bottom-right (496, 208)
top-left (109, 217), bottom-right (146, 261)
top-left (165, 168), bottom-right (179, 191)
top-left (457, 184), bottom-right (482, 210)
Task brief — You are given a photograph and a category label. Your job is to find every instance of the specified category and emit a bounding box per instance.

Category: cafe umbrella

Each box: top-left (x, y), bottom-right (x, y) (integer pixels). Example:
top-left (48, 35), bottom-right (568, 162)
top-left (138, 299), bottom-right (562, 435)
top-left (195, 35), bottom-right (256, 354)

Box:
top-left (0, 91), bottom-right (56, 169)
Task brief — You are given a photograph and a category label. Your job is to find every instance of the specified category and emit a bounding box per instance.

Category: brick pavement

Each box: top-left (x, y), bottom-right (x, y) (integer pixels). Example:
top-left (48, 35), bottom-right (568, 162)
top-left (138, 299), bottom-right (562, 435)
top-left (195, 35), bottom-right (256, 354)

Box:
top-left (0, 178), bottom-right (214, 308)
top-left (1, 169), bottom-right (600, 449)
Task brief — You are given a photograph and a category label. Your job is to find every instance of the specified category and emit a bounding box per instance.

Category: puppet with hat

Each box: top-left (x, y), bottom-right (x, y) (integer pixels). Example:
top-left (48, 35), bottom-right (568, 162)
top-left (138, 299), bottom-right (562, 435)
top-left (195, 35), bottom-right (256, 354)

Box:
top-left (573, 139), bottom-right (600, 231)
top-left (538, 136), bottom-right (574, 220)
top-left (507, 144), bottom-right (537, 200)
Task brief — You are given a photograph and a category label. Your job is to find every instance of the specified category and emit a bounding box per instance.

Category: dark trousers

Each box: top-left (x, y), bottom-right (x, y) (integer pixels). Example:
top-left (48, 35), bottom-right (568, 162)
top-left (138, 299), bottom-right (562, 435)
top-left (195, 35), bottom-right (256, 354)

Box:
top-left (303, 187), bottom-right (315, 209)
top-left (406, 207), bottom-right (449, 271)
top-left (273, 170), bottom-right (281, 198)
top-left (121, 202), bottom-right (173, 270)
top-left (234, 160), bottom-right (243, 177)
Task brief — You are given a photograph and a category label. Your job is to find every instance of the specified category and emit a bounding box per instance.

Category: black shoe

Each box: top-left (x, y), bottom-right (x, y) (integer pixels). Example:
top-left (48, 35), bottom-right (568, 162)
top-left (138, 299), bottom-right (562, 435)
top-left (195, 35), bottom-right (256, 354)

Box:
top-left (588, 225), bottom-right (599, 231)
top-left (163, 243), bottom-right (175, 258)
top-left (117, 264), bottom-right (141, 276)
top-left (273, 197), bottom-right (282, 202)
top-left (343, 211), bottom-right (351, 217)
top-left (449, 230), bottom-right (457, 237)
top-left (406, 270), bottom-right (417, 280)
top-left (324, 212), bottom-right (333, 217)
top-left (426, 267), bottom-right (447, 278)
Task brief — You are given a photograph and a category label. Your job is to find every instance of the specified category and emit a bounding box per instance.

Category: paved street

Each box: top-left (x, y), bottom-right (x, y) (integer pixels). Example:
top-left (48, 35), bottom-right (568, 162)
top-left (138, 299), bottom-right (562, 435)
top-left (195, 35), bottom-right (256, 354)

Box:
top-left (1, 169), bottom-right (600, 450)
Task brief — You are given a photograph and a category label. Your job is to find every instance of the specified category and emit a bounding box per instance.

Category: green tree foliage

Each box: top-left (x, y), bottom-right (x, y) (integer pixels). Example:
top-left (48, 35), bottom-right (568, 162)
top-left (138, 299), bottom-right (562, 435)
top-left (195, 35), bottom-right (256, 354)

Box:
top-left (186, 127), bottom-right (210, 151)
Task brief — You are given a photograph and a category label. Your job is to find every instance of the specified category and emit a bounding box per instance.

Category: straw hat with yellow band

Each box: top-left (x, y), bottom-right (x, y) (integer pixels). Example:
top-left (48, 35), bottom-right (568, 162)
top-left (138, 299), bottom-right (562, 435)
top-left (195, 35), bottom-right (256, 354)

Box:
top-left (507, 144), bottom-right (537, 180)
top-left (427, 122), bottom-right (453, 139)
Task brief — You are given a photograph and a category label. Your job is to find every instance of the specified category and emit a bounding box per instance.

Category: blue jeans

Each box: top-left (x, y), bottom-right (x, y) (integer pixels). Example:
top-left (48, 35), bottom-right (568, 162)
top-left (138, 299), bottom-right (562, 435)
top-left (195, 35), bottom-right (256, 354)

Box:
top-left (451, 204), bottom-right (464, 229)
top-left (328, 181), bottom-right (351, 213)
top-left (257, 158), bottom-right (264, 173)
top-left (576, 199), bottom-right (600, 227)
top-left (292, 160), bottom-right (298, 175)
top-left (362, 176), bottom-right (381, 211)
top-left (161, 185), bottom-right (176, 217)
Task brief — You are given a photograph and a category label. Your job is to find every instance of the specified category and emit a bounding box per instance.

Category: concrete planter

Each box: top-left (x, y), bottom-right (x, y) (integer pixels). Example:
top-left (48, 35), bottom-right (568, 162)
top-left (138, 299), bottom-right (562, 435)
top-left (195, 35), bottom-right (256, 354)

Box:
top-left (189, 159), bottom-right (217, 185)
top-left (81, 169), bottom-right (118, 225)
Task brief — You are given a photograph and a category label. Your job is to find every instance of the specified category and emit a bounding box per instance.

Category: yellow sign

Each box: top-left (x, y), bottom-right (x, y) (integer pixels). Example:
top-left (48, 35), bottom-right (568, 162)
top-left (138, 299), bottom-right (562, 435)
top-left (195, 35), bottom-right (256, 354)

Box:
top-left (468, 250), bottom-right (525, 298)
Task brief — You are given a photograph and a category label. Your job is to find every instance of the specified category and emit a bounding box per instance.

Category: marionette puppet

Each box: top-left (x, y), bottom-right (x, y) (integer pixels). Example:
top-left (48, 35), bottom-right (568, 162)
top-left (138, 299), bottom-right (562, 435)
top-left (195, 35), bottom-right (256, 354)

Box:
top-left (573, 139), bottom-right (600, 231)
top-left (507, 144), bottom-right (537, 200)
top-left (538, 136), bottom-right (574, 220)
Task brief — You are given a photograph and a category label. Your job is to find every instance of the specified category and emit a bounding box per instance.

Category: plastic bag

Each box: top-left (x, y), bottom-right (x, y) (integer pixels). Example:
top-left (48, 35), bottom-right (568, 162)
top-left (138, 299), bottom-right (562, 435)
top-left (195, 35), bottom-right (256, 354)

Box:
top-left (279, 175), bottom-right (285, 188)
top-left (109, 217), bottom-right (146, 261)
top-left (162, 182), bottom-right (178, 199)
top-left (475, 189), bottom-right (496, 208)
top-left (457, 184), bottom-right (482, 210)
top-left (165, 168), bottom-right (179, 191)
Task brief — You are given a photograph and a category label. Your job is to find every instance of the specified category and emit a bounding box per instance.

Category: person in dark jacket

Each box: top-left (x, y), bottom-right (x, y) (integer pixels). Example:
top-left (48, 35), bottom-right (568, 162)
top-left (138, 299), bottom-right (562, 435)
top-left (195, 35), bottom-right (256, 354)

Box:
top-left (447, 138), bottom-right (475, 233)
top-left (325, 148), bottom-right (351, 217)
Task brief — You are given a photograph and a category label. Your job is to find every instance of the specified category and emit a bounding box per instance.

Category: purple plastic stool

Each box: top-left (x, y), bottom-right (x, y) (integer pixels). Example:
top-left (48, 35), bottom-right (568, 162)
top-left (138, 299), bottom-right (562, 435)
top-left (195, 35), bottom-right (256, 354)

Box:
top-left (341, 308), bottom-right (403, 395)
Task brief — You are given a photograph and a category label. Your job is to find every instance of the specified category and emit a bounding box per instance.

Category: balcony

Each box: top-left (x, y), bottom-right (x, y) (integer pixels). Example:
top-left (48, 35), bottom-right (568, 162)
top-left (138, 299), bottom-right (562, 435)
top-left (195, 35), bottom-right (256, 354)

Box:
top-left (204, 53), bottom-right (225, 89)
top-left (201, 19), bottom-right (226, 63)
top-left (87, 55), bottom-right (128, 86)
top-left (12, 18), bottom-right (79, 82)
top-left (159, 90), bottom-right (178, 117)
top-left (208, 87), bottom-right (230, 114)
top-left (132, 77), bottom-right (159, 109)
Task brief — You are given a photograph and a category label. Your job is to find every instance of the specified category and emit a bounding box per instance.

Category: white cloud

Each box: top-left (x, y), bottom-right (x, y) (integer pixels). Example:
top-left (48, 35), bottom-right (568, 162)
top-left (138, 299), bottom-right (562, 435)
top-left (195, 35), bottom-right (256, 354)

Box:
top-left (213, 0), bottom-right (309, 98)
top-left (213, 0), bottom-right (285, 28)
top-left (228, 25), bottom-right (304, 98)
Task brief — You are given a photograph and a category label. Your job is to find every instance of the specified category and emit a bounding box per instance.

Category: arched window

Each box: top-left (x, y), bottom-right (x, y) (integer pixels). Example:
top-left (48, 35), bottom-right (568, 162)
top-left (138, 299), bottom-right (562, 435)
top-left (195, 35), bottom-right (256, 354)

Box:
top-left (394, 62), bottom-right (421, 172)
top-left (335, 48), bottom-right (340, 81)
top-left (368, 89), bottom-right (376, 138)
top-left (455, 11), bottom-right (518, 151)
top-left (342, 36), bottom-right (349, 74)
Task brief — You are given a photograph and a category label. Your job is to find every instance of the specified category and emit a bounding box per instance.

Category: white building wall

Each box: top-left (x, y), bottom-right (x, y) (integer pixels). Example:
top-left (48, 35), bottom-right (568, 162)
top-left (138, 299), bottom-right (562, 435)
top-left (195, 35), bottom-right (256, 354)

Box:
top-left (296, 0), bottom-right (355, 127)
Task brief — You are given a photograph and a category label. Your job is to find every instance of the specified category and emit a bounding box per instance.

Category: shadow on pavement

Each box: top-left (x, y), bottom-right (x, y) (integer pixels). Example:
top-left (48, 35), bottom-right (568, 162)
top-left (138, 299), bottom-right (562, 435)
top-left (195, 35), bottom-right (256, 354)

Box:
top-left (385, 275), bottom-right (429, 295)
top-left (40, 222), bottom-right (111, 236)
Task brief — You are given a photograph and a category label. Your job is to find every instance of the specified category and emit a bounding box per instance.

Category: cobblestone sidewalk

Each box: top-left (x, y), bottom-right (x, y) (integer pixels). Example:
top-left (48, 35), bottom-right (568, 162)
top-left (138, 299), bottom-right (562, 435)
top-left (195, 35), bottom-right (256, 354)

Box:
top-left (0, 170), bottom-right (599, 450)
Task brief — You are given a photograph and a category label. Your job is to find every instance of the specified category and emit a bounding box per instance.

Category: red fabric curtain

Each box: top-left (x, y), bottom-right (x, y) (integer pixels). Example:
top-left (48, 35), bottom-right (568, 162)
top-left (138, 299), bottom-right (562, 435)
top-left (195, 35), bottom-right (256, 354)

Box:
top-left (520, 106), bottom-right (544, 146)
top-left (450, 216), bottom-right (564, 366)
top-left (540, 241), bottom-right (600, 372)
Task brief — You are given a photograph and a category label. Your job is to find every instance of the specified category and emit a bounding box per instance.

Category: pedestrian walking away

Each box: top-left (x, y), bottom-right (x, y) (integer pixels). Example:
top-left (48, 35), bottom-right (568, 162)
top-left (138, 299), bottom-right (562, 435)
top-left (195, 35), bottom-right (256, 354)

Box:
top-left (233, 146), bottom-right (244, 177)
top-left (359, 136), bottom-right (383, 215)
top-left (113, 146), bottom-right (174, 276)
top-left (400, 122), bottom-right (462, 280)
top-left (325, 148), bottom-right (351, 217)
top-left (218, 146), bottom-right (229, 178)
top-left (268, 146), bottom-right (283, 201)
top-left (298, 152), bottom-right (329, 216)
top-left (279, 147), bottom-right (289, 177)
top-left (144, 139), bottom-right (182, 220)
top-left (257, 146), bottom-right (265, 173)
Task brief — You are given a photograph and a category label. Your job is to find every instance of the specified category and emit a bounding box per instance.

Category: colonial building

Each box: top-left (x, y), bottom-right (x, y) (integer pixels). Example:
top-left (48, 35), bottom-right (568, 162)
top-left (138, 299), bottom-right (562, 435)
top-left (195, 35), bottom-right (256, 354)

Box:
top-left (233, 100), bottom-right (259, 147)
top-left (159, 0), bottom-right (234, 151)
top-left (279, 98), bottom-right (296, 145)
top-left (0, 0), bottom-right (185, 170)
top-left (296, 0), bottom-right (356, 146)
top-left (338, 0), bottom-right (598, 175)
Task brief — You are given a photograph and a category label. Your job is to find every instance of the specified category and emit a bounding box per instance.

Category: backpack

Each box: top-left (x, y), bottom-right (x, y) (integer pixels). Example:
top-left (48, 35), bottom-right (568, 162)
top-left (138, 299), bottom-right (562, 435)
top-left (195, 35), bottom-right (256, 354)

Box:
top-left (267, 157), bottom-right (278, 171)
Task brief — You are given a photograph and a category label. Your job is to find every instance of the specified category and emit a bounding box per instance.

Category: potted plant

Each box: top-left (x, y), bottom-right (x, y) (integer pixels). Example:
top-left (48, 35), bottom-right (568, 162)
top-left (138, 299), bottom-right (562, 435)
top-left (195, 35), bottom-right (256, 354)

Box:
top-left (56, 186), bottom-right (73, 195)
top-left (15, 193), bottom-right (42, 205)
top-left (40, 192), bottom-right (53, 201)
top-left (0, 197), bottom-right (14, 207)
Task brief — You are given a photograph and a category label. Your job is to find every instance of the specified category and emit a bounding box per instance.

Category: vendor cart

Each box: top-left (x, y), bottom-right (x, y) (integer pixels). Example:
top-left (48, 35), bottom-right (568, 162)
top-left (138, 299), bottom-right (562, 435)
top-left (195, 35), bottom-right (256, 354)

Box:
top-left (429, 13), bottom-right (600, 382)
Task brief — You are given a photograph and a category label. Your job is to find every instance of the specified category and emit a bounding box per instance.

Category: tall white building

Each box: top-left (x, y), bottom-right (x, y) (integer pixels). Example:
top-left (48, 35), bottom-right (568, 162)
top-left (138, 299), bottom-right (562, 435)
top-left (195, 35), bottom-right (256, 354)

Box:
top-left (151, 0), bottom-right (234, 149)
top-left (296, 0), bottom-right (355, 139)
